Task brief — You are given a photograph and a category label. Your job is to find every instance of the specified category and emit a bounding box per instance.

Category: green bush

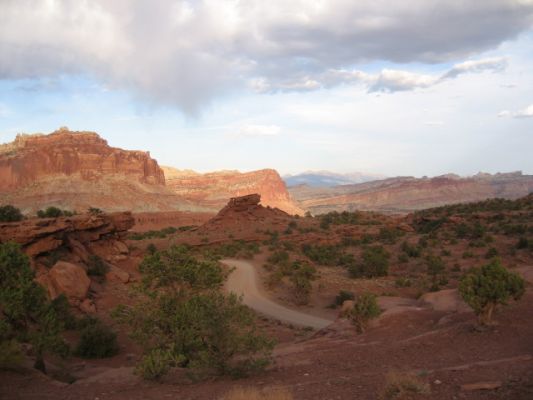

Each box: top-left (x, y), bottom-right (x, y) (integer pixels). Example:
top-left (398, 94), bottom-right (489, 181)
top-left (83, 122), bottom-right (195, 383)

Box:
top-left (37, 206), bottom-right (63, 218)
top-left (87, 255), bottom-right (109, 277)
top-left (74, 321), bottom-right (119, 359)
top-left (459, 259), bottom-right (525, 325)
top-left (516, 237), bottom-right (529, 249)
top-left (289, 261), bottom-right (317, 305)
top-left (0, 242), bottom-right (68, 372)
top-left (400, 241), bottom-right (421, 258)
top-left (426, 255), bottom-right (446, 291)
top-left (343, 293), bottom-right (381, 333)
top-left (485, 247), bottom-right (499, 259)
top-left (333, 290), bottom-right (355, 307)
top-left (115, 246), bottom-right (273, 379)
top-left (348, 246), bottom-right (389, 279)
top-left (0, 205), bottom-right (23, 222)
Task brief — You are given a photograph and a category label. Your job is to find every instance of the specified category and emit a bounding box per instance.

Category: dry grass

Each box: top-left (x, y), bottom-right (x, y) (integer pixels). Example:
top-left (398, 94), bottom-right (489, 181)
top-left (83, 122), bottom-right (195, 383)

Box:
top-left (380, 371), bottom-right (431, 399)
top-left (223, 386), bottom-right (293, 400)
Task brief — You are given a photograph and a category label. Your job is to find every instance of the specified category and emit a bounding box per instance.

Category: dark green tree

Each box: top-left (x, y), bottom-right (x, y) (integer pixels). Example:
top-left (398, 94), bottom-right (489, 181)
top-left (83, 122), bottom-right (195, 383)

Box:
top-left (114, 245), bottom-right (273, 380)
top-left (0, 205), bottom-right (23, 222)
top-left (0, 242), bottom-right (68, 372)
top-left (459, 259), bottom-right (525, 325)
top-left (343, 293), bottom-right (381, 333)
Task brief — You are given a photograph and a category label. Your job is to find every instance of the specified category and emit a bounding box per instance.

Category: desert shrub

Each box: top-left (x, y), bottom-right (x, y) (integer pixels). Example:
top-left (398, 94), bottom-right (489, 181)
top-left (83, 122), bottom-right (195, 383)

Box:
top-left (0, 242), bottom-right (68, 372)
top-left (301, 244), bottom-right (342, 266)
top-left (289, 261), bottom-right (317, 305)
top-left (440, 249), bottom-right (451, 257)
top-left (37, 206), bottom-right (64, 218)
top-left (426, 255), bottom-right (446, 291)
top-left (394, 277), bottom-right (412, 288)
top-left (459, 259), bottom-right (525, 325)
top-left (0, 205), bottom-right (23, 222)
top-left (332, 290), bottom-right (355, 307)
top-left (136, 348), bottom-right (184, 380)
top-left (414, 217), bottom-right (447, 234)
top-left (400, 241), bottom-right (421, 258)
top-left (146, 243), bottom-right (157, 254)
top-left (86, 255), bottom-right (109, 277)
top-left (380, 371), bottom-right (430, 400)
top-left (516, 237), bottom-right (530, 249)
top-left (224, 386), bottom-right (293, 400)
top-left (378, 227), bottom-right (404, 244)
top-left (348, 246), bottom-right (389, 279)
top-left (320, 211), bottom-right (360, 226)
top-left (462, 251), bottom-right (474, 259)
top-left (88, 207), bottom-right (103, 215)
top-left (267, 250), bottom-right (289, 266)
top-left (74, 320), bottom-right (119, 359)
top-left (114, 246), bottom-right (272, 379)
top-left (485, 246), bottom-right (499, 259)
top-left (343, 293), bottom-right (381, 333)
top-left (0, 337), bottom-right (24, 369)
top-left (397, 254), bottom-right (409, 264)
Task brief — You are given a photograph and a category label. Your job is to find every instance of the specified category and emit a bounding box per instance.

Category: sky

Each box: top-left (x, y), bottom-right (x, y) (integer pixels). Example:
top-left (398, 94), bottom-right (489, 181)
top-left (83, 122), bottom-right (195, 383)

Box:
top-left (0, 0), bottom-right (532, 177)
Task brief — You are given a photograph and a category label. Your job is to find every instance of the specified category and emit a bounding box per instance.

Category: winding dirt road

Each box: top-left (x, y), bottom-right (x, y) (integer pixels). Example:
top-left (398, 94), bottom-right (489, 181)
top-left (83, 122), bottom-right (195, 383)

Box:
top-left (222, 259), bottom-right (333, 329)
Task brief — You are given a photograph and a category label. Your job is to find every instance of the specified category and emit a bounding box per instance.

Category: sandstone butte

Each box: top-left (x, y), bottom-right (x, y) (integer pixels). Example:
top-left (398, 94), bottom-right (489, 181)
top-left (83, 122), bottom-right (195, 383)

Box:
top-left (0, 128), bottom-right (302, 215)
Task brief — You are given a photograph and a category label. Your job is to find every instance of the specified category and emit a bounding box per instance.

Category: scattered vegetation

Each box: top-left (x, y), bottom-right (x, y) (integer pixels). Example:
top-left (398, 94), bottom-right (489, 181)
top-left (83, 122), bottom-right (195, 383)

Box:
top-left (114, 245), bottom-right (273, 380)
top-left (0, 205), bottom-right (23, 222)
top-left (331, 290), bottom-right (355, 308)
top-left (37, 206), bottom-right (74, 218)
top-left (86, 254), bottom-right (110, 277)
top-left (380, 371), bottom-right (430, 400)
top-left (348, 246), bottom-right (390, 279)
top-left (343, 293), bottom-right (381, 333)
top-left (0, 242), bottom-right (68, 372)
top-left (74, 318), bottom-right (119, 359)
top-left (459, 259), bottom-right (525, 325)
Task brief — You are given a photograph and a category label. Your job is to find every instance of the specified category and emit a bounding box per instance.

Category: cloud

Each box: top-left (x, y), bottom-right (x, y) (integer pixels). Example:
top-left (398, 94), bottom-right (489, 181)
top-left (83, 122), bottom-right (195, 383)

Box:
top-left (498, 104), bottom-right (533, 118)
top-left (255, 57), bottom-right (508, 93)
top-left (235, 124), bottom-right (282, 137)
top-left (0, 1), bottom-right (532, 112)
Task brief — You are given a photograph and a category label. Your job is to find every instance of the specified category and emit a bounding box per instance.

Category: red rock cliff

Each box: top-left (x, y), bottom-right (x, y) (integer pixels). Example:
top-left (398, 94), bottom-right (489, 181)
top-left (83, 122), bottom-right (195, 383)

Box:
top-left (163, 167), bottom-right (303, 215)
top-left (0, 129), bottom-right (165, 189)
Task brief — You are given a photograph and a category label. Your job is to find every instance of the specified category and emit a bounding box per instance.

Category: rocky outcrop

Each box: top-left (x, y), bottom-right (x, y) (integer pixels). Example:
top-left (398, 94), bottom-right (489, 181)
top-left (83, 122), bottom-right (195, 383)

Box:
top-left (196, 194), bottom-right (293, 240)
top-left (0, 129), bottom-right (165, 189)
top-left (0, 129), bottom-right (202, 213)
top-left (0, 212), bottom-right (134, 257)
top-left (289, 172), bottom-right (533, 214)
top-left (163, 167), bottom-right (303, 215)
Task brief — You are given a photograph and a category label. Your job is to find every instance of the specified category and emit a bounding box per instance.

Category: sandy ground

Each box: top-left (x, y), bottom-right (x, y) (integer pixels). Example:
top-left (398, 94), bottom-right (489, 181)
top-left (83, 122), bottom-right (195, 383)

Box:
top-left (222, 259), bottom-right (333, 329)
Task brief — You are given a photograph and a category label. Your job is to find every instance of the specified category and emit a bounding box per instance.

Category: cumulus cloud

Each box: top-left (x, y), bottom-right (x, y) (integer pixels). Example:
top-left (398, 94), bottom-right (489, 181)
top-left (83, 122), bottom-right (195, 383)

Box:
top-left (498, 104), bottom-right (533, 118)
top-left (0, 0), bottom-right (532, 112)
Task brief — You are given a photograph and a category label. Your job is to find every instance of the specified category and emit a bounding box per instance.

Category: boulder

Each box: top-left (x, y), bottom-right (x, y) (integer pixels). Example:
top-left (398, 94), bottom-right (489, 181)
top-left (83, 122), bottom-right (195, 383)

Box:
top-left (105, 265), bottom-right (130, 284)
top-left (79, 298), bottom-right (97, 314)
top-left (113, 241), bottom-right (129, 255)
top-left (48, 261), bottom-right (91, 301)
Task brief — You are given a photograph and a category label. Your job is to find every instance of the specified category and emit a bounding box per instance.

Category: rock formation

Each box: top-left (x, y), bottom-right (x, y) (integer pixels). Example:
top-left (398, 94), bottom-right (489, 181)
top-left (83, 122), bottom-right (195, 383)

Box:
top-left (0, 212), bottom-right (134, 257)
top-left (289, 172), bottom-right (533, 214)
top-left (163, 166), bottom-right (303, 215)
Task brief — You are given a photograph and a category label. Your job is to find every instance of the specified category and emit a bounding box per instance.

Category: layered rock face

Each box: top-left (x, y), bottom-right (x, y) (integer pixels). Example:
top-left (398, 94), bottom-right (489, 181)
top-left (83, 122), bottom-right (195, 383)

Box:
top-left (0, 129), bottom-right (201, 213)
top-left (290, 172), bottom-right (533, 214)
top-left (163, 166), bottom-right (303, 215)
top-left (0, 129), bottom-right (165, 189)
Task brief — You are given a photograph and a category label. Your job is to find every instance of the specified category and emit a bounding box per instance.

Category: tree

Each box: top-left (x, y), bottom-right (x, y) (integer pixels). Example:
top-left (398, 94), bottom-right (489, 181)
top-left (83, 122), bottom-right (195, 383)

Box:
top-left (343, 293), bottom-right (381, 333)
top-left (114, 245), bottom-right (273, 380)
top-left (37, 206), bottom-right (63, 218)
top-left (0, 242), bottom-right (68, 372)
top-left (426, 255), bottom-right (446, 291)
top-left (348, 246), bottom-right (389, 278)
top-left (0, 205), bottom-right (23, 222)
top-left (459, 259), bottom-right (525, 325)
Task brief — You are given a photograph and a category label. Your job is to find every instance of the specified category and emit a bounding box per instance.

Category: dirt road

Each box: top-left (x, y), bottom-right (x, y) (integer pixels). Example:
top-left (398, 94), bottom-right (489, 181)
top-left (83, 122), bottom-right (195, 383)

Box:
top-left (222, 259), bottom-right (333, 329)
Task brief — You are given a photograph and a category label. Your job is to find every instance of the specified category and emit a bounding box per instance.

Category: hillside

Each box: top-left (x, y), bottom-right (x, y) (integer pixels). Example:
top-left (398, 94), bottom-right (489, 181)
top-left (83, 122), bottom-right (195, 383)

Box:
top-left (289, 172), bottom-right (533, 214)
top-left (163, 166), bottom-right (303, 215)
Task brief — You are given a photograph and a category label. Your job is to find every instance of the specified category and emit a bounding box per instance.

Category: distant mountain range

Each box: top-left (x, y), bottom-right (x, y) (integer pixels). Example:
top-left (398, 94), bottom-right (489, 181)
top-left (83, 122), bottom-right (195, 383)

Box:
top-left (288, 171), bottom-right (533, 214)
top-left (283, 171), bottom-right (386, 187)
